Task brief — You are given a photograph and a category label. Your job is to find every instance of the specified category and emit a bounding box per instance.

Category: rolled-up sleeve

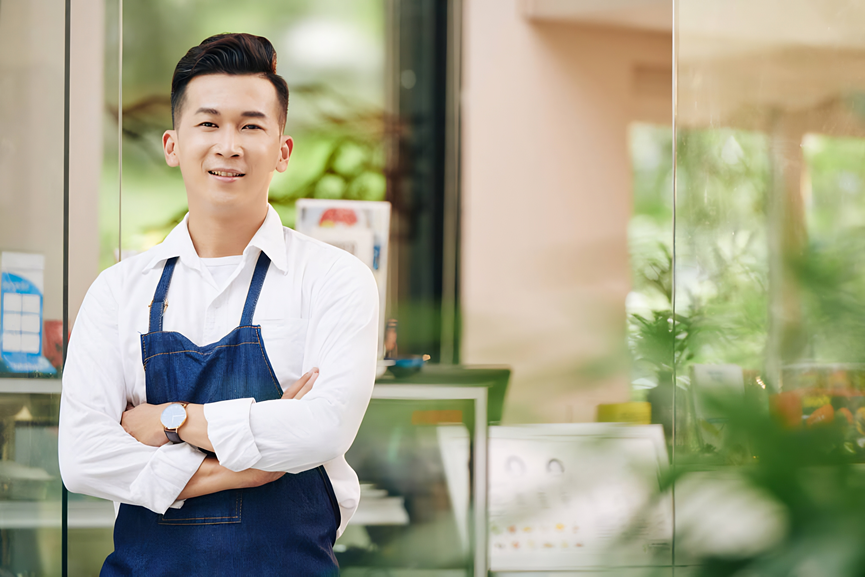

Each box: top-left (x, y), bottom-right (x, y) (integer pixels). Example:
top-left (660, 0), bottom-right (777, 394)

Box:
top-left (204, 255), bottom-right (379, 473)
top-left (59, 269), bottom-right (205, 514)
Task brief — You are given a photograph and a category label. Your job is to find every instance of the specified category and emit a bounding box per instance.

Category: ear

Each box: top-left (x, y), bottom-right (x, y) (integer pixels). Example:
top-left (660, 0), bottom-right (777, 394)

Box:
top-left (275, 135), bottom-right (293, 173)
top-left (163, 130), bottom-right (180, 167)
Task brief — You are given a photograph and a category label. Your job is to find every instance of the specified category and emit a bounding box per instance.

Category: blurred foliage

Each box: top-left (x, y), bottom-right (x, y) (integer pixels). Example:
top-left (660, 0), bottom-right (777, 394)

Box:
top-left (627, 245), bottom-right (700, 378)
top-left (654, 392), bottom-right (865, 577)
top-left (629, 123), bottom-right (865, 575)
top-left (629, 127), bottom-right (865, 380)
top-left (792, 238), bottom-right (865, 363)
top-left (100, 0), bottom-right (386, 268)
top-left (113, 84), bottom-right (390, 241)
top-left (629, 310), bottom-right (698, 376)
top-left (628, 126), bottom-right (768, 385)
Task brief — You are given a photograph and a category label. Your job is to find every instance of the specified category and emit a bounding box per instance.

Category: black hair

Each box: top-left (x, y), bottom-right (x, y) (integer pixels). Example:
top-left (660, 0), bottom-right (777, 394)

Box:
top-left (170, 33), bottom-right (289, 129)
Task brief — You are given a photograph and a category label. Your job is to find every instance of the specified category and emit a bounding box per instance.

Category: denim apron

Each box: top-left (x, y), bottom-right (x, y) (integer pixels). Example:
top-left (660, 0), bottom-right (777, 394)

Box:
top-left (102, 253), bottom-right (341, 576)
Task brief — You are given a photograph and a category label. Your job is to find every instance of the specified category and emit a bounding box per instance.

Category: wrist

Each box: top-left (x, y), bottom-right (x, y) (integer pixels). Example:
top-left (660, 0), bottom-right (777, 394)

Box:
top-left (177, 403), bottom-right (213, 452)
top-left (160, 402), bottom-right (189, 444)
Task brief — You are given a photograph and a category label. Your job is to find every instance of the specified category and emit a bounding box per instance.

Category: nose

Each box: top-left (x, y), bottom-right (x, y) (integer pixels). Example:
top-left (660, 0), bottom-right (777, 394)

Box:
top-left (215, 128), bottom-right (242, 157)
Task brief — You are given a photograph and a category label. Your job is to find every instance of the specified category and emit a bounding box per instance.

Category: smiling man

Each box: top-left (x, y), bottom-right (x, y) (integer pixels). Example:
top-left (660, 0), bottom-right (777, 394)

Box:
top-left (59, 33), bottom-right (378, 576)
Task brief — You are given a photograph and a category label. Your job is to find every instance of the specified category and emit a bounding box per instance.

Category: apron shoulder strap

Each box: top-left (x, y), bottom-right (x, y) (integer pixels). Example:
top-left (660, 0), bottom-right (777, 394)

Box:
top-left (240, 252), bottom-right (271, 326)
top-left (149, 257), bottom-right (179, 333)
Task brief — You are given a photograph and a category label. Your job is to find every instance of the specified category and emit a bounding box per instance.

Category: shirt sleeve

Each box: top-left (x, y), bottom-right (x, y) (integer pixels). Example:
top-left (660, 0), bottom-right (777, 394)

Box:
top-left (58, 269), bottom-right (205, 514)
top-left (203, 255), bottom-right (379, 474)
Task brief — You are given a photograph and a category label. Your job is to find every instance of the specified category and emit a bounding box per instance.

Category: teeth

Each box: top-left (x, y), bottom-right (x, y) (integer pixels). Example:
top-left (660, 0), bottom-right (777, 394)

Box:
top-left (210, 171), bottom-right (243, 177)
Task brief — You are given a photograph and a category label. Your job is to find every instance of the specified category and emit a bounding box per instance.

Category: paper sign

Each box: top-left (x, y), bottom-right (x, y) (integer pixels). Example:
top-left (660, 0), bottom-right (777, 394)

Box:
top-left (488, 424), bottom-right (671, 571)
top-left (1, 252), bottom-right (55, 375)
top-left (296, 200), bottom-right (391, 359)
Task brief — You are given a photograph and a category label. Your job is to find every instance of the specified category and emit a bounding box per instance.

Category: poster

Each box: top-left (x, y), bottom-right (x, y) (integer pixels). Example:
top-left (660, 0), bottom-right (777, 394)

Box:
top-left (296, 199), bottom-right (390, 359)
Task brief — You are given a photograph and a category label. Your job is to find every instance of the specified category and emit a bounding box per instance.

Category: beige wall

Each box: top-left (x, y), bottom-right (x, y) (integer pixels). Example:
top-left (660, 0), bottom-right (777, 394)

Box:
top-left (461, 0), bottom-right (671, 423)
top-left (69, 0), bottom-right (105, 323)
top-left (0, 0), bottom-right (66, 321)
top-left (0, 0), bottom-right (102, 327)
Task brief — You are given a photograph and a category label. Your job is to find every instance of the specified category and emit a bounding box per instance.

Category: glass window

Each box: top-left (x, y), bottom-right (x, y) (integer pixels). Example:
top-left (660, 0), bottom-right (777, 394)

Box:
top-left (673, 0), bottom-right (865, 570)
top-left (0, 0), bottom-right (67, 575)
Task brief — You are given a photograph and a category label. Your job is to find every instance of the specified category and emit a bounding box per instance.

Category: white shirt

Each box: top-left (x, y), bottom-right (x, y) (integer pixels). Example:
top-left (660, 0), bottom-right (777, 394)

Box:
top-left (59, 205), bottom-right (379, 537)
top-left (202, 255), bottom-right (243, 290)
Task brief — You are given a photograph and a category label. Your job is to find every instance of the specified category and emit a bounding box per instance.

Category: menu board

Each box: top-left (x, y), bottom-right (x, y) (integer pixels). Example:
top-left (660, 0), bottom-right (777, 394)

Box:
top-left (488, 424), bottom-right (672, 571)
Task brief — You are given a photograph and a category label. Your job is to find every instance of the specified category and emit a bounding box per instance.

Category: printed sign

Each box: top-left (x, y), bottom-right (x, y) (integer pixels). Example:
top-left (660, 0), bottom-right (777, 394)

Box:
top-left (488, 424), bottom-right (671, 570)
top-left (296, 200), bottom-right (391, 359)
top-left (1, 252), bottom-right (56, 375)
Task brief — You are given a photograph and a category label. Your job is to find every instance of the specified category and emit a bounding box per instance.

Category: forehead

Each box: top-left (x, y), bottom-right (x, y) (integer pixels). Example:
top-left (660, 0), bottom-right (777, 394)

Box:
top-left (182, 74), bottom-right (280, 118)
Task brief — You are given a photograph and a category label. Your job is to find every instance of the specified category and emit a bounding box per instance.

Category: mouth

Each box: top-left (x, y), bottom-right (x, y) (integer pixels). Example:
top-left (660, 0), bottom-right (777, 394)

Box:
top-left (208, 169), bottom-right (245, 179)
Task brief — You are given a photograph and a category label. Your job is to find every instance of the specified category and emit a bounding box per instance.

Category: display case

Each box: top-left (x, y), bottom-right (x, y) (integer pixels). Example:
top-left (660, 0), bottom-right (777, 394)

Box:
top-left (40, 369), bottom-right (504, 576)
top-left (339, 381), bottom-right (490, 576)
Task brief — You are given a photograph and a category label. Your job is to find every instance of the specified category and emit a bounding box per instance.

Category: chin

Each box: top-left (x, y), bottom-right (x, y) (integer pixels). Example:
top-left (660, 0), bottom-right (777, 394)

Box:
top-left (204, 189), bottom-right (265, 213)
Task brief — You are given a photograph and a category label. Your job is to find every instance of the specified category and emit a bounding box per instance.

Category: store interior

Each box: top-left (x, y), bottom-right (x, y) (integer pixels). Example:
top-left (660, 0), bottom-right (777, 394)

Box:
top-left (4, 0), bottom-right (865, 575)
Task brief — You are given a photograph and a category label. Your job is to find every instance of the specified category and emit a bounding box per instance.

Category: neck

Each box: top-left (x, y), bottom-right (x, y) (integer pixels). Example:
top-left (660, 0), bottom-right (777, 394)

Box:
top-left (187, 204), bottom-right (268, 258)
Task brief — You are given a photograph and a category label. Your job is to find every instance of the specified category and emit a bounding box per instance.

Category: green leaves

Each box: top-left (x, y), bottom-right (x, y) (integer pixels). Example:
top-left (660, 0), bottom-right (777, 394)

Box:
top-left (629, 309), bottom-right (697, 374)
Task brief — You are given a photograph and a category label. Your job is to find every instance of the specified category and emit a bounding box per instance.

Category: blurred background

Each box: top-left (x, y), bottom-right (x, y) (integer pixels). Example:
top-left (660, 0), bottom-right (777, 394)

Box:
top-left (5, 0), bottom-right (865, 575)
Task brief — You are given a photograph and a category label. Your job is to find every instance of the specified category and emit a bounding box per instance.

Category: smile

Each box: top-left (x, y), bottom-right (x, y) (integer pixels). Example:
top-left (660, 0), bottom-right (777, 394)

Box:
top-left (208, 170), bottom-right (245, 177)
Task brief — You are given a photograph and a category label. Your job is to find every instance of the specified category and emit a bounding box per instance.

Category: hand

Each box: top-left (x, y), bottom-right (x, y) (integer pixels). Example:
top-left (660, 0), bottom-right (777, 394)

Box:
top-left (179, 457), bottom-right (286, 500)
top-left (282, 368), bottom-right (319, 400)
top-left (122, 368), bottom-right (319, 449)
top-left (121, 402), bottom-right (170, 447)
top-left (237, 467), bottom-right (286, 489)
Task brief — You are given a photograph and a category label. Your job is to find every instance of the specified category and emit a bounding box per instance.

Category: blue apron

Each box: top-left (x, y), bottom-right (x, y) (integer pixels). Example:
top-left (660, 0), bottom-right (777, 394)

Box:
top-left (102, 253), bottom-right (341, 576)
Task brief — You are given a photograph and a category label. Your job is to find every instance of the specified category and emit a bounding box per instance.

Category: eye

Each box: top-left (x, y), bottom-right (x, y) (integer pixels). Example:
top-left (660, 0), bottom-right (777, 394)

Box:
top-left (198, 122), bottom-right (217, 128)
top-left (242, 124), bottom-right (263, 130)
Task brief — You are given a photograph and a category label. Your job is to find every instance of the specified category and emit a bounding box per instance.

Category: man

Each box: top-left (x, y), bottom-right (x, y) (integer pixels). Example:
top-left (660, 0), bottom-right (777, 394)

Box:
top-left (59, 33), bottom-right (378, 575)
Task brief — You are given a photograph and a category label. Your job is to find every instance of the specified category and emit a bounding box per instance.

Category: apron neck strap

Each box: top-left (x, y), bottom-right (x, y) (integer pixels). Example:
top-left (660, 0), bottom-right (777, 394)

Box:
top-left (148, 253), bottom-right (271, 332)
top-left (240, 252), bottom-right (271, 326)
top-left (149, 257), bottom-right (179, 333)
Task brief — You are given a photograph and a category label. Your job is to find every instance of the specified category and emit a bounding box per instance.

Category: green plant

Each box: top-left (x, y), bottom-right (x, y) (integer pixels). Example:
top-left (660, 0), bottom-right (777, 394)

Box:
top-left (658, 394), bottom-right (865, 577)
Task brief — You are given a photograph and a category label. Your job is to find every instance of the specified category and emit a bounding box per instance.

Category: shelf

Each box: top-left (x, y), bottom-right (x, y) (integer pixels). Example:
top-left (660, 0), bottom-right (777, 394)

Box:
top-left (0, 378), bottom-right (61, 394)
top-left (0, 499), bottom-right (115, 529)
top-left (351, 496), bottom-right (410, 526)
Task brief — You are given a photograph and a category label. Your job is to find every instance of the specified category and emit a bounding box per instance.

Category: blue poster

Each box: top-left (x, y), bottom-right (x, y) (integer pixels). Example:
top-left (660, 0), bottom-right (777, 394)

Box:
top-left (0, 271), bottom-right (56, 375)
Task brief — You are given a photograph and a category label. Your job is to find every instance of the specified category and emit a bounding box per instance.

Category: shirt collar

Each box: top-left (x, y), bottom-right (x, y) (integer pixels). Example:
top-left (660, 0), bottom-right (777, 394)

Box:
top-left (142, 205), bottom-right (287, 275)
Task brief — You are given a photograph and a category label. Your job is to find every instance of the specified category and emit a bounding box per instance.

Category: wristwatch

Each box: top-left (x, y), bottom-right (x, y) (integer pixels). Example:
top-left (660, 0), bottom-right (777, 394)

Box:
top-left (160, 402), bottom-right (189, 444)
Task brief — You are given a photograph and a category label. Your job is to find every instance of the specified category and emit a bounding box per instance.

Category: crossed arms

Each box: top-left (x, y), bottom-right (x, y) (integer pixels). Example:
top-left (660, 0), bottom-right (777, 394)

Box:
top-left (59, 255), bottom-right (379, 514)
top-left (120, 369), bottom-right (319, 500)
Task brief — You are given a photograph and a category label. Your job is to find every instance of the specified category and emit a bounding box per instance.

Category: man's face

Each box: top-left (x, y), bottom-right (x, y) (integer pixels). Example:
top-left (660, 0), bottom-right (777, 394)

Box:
top-left (162, 74), bottom-right (292, 217)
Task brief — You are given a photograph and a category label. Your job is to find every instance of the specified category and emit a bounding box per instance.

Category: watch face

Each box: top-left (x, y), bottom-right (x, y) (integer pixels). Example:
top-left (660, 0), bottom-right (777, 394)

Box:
top-left (161, 403), bottom-right (187, 429)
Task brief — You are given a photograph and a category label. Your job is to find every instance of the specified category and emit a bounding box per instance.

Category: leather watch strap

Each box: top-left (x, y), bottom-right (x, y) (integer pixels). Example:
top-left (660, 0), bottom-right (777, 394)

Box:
top-left (163, 402), bottom-right (189, 444)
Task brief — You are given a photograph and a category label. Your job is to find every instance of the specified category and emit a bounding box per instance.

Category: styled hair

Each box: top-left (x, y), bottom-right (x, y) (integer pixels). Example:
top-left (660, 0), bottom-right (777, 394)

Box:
top-left (170, 33), bottom-right (289, 129)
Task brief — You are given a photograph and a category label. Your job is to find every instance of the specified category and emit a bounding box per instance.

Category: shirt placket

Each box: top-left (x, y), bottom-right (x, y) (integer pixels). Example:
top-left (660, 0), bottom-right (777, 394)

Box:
top-left (202, 259), bottom-right (247, 342)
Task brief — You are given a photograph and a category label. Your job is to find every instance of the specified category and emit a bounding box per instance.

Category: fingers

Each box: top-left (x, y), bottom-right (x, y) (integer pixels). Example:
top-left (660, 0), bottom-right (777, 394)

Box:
top-left (281, 368), bottom-right (314, 399)
top-left (295, 371), bottom-right (319, 400)
top-left (282, 368), bottom-right (319, 400)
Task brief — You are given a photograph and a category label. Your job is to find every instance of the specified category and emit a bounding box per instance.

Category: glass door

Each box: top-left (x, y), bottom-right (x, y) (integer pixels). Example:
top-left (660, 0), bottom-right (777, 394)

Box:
top-left (0, 0), bottom-right (68, 575)
top-left (673, 0), bottom-right (865, 572)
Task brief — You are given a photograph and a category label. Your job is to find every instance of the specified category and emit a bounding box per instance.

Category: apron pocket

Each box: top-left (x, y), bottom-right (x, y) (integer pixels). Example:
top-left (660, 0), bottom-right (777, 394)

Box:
top-left (158, 489), bottom-right (243, 525)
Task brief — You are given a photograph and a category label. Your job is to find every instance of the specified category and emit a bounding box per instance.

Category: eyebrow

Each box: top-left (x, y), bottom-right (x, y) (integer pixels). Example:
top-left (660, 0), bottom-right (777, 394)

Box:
top-left (194, 107), bottom-right (268, 119)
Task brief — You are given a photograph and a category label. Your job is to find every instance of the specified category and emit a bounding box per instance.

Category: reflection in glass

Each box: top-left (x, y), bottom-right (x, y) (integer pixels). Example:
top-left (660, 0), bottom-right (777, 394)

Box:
top-left (108, 0), bottom-right (386, 267)
top-left (0, 0), bottom-right (66, 574)
top-left (342, 397), bottom-right (477, 574)
top-left (673, 0), bottom-right (865, 572)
